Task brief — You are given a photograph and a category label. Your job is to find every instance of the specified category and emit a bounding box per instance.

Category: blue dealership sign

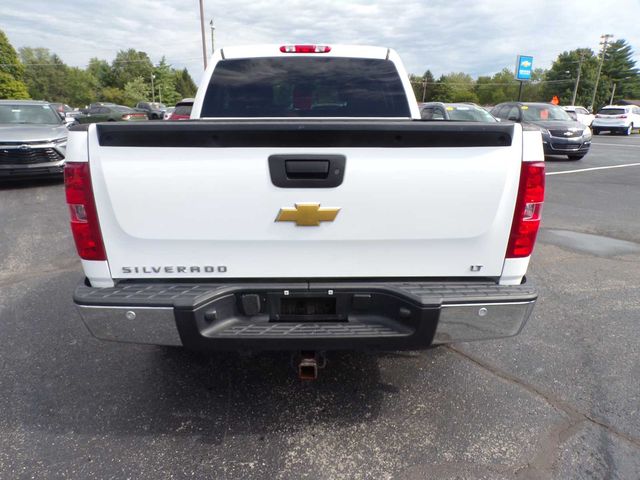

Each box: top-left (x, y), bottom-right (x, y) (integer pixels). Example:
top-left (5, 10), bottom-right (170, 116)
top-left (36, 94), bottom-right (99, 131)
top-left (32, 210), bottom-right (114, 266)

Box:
top-left (515, 55), bottom-right (534, 81)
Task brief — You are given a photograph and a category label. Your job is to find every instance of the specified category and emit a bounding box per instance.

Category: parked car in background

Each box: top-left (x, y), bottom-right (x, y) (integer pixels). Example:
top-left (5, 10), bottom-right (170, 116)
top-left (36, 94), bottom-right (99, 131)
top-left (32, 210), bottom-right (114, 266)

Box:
top-left (135, 102), bottom-right (166, 120)
top-left (51, 102), bottom-right (79, 118)
top-left (591, 105), bottom-right (640, 135)
top-left (420, 102), bottom-right (498, 122)
top-left (75, 105), bottom-right (148, 124)
top-left (168, 98), bottom-right (194, 120)
top-left (562, 106), bottom-right (594, 127)
top-left (163, 106), bottom-right (175, 120)
top-left (87, 102), bottom-right (117, 111)
top-left (492, 102), bottom-right (591, 160)
top-left (0, 100), bottom-right (69, 179)
top-left (49, 102), bottom-right (81, 126)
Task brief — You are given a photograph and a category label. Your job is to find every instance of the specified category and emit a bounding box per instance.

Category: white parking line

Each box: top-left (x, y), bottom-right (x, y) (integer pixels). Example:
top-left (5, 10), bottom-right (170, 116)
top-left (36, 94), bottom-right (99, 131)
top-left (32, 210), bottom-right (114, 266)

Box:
top-left (547, 163), bottom-right (640, 176)
top-left (591, 142), bottom-right (640, 148)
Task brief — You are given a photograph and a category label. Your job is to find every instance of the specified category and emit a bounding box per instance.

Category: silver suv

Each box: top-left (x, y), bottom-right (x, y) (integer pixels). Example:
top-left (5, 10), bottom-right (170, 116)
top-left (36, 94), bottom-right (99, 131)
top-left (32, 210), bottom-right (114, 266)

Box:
top-left (0, 100), bottom-right (69, 180)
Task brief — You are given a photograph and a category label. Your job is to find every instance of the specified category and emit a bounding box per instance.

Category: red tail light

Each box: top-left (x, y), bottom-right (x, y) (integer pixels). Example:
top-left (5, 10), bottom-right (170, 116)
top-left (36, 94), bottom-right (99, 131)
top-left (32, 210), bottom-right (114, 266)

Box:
top-left (64, 162), bottom-right (106, 261)
top-left (506, 162), bottom-right (545, 258)
top-left (619, 115), bottom-right (627, 119)
top-left (280, 45), bottom-right (331, 53)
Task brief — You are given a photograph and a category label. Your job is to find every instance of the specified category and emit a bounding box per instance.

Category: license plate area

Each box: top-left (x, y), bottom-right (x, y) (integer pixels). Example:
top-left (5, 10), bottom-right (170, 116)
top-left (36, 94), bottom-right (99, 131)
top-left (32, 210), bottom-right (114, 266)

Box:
top-left (269, 292), bottom-right (348, 322)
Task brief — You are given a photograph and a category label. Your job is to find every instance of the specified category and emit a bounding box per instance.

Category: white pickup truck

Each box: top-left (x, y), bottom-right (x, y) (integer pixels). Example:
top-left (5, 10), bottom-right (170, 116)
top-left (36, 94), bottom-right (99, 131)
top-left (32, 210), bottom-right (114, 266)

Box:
top-left (66, 45), bottom-right (544, 364)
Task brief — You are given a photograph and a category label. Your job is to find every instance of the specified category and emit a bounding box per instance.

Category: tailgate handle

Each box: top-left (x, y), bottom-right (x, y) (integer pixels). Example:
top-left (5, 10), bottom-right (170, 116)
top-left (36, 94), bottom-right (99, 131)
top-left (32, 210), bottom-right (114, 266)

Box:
top-left (269, 155), bottom-right (346, 188)
top-left (285, 160), bottom-right (329, 178)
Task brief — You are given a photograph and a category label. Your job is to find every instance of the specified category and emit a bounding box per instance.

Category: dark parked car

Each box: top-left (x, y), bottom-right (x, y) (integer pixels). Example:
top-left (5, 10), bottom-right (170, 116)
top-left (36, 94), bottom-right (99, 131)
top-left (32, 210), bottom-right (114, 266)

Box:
top-left (0, 100), bottom-right (69, 179)
top-left (168, 98), bottom-right (194, 120)
top-left (75, 105), bottom-right (148, 124)
top-left (491, 102), bottom-right (591, 160)
top-left (420, 102), bottom-right (498, 122)
top-left (135, 102), bottom-right (167, 120)
top-left (86, 102), bottom-right (117, 111)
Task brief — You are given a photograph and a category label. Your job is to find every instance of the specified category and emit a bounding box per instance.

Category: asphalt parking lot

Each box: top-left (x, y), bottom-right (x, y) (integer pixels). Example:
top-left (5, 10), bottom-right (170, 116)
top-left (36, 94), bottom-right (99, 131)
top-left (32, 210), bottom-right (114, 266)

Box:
top-left (1, 133), bottom-right (639, 479)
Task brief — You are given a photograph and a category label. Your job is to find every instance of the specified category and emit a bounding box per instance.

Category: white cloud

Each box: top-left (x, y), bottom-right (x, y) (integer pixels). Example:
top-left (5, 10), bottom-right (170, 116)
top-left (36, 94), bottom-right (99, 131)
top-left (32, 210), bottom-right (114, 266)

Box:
top-left (2, 0), bottom-right (640, 84)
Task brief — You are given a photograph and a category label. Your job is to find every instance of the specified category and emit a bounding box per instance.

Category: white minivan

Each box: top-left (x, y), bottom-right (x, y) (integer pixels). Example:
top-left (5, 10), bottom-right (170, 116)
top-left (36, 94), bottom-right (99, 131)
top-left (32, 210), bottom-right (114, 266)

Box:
top-left (592, 105), bottom-right (640, 135)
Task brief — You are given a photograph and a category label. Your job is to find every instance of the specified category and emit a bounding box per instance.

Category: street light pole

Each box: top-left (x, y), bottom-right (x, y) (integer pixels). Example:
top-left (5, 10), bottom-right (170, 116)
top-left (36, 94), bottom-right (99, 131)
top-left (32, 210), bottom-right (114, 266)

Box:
top-left (589, 34), bottom-right (613, 112)
top-left (199, 0), bottom-right (207, 69)
top-left (570, 53), bottom-right (584, 106)
top-left (210, 19), bottom-right (215, 55)
top-left (151, 74), bottom-right (155, 102)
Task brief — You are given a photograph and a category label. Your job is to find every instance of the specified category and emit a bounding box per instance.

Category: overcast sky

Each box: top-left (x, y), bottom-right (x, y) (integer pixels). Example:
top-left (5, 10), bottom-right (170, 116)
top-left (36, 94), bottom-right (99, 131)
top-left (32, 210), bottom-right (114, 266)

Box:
top-left (3, 0), bottom-right (640, 83)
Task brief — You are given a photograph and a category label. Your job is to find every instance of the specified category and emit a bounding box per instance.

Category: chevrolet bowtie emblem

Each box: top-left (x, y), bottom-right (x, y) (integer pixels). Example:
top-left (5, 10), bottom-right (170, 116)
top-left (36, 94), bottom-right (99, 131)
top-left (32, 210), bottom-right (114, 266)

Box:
top-left (275, 203), bottom-right (340, 226)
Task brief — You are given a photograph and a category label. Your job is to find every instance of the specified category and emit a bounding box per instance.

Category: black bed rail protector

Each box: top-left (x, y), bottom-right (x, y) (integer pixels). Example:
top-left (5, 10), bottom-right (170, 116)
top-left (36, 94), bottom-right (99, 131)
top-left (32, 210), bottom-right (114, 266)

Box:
top-left (93, 121), bottom-right (514, 148)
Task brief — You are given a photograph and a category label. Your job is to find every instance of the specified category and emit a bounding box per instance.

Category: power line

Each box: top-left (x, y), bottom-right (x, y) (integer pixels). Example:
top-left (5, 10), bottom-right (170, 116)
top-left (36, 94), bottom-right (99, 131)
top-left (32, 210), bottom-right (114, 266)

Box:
top-left (409, 78), bottom-right (577, 86)
top-left (0, 57), bottom-right (204, 67)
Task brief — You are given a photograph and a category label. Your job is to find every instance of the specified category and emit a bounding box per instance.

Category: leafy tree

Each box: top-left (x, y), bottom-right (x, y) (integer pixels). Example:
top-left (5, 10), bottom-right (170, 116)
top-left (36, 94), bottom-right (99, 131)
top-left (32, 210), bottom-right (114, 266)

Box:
top-left (100, 87), bottom-right (127, 105)
top-left (0, 30), bottom-right (25, 80)
top-left (174, 68), bottom-right (197, 98)
top-left (0, 30), bottom-right (29, 99)
top-left (110, 49), bottom-right (154, 89)
top-left (409, 74), bottom-right (423, 101)
top-left (543, 48), bottom-right (601, 107)
top-left (153, 57), bottom-right (180, 105)
top-left (410, 70), bottom-right (435, 102)
top-left (0, 71), bottom-right (30, 99)
top-left (475, 69), bottom-right (520, 105)
top-left (430, 73), bottom-right (478, 103)
top-left (19, 47), bottom-right (68, 101)
top-left (522, 68), bottom-right (547, 102)
top-left (66, 67), bottom-right (99, 107)
top-left (87, 57), bottom-right (112, 89)
top-left (123, 76), bottom-right (151, 105)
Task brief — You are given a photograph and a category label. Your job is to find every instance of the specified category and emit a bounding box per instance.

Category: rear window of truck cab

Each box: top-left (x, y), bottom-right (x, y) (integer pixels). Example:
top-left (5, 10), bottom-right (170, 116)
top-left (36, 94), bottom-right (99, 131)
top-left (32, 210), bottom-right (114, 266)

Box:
top-left (200, 57), bottom-right (411, 117)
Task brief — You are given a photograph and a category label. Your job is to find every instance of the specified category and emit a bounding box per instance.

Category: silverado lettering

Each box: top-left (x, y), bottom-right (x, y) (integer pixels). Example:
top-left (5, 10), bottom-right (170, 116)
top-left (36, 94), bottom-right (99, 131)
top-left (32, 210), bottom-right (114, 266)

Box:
top-left (121, 266), bottom-right (227, 274)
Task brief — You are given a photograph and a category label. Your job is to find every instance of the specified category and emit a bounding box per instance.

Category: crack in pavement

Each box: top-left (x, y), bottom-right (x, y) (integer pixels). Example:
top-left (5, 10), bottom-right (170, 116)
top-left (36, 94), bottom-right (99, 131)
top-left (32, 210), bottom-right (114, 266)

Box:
top-left (446, 345), bottom-right (640, 476)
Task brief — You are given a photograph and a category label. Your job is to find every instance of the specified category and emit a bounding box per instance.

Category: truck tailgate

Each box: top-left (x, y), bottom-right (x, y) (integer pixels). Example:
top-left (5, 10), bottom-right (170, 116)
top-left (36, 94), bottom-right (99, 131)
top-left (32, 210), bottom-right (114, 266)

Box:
top-left (87, 121), bottom-right (522, 280)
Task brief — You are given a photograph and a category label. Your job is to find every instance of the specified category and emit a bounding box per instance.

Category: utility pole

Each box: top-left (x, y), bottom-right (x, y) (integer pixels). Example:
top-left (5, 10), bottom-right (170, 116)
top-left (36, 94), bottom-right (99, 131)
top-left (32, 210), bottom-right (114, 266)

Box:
top-left (210, 19), bottom-right (215, 55)
top-left (609, 82), bottom-right (616, 105)
top-left (609, 77), bottom-right (630, 105)
top-left (570, 53), bottom-right (584, 106)
top-left (421, 80), bottom-right (427, 102)
top-left (199, 0), bottom-right (207, 69)
top-left (589, 34), bottom-right (613, 112)
top-left (151, 74), bottom-right (155, 102)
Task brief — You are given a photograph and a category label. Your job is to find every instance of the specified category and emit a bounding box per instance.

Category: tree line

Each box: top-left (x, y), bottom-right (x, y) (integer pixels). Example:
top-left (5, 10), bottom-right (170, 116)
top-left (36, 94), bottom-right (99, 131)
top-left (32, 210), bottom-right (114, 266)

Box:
top-left (2, 28), bottom-right (639, 110)
top-left (0, 29), bottom-right (197, 107)
top-left (411, 39), bottom-right (640, 109)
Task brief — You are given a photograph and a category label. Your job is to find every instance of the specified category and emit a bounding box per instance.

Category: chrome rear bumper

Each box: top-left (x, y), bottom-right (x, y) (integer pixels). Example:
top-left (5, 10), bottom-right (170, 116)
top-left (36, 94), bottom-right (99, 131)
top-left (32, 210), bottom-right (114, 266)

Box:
top-left (75, 280), bottom-right (537, 350)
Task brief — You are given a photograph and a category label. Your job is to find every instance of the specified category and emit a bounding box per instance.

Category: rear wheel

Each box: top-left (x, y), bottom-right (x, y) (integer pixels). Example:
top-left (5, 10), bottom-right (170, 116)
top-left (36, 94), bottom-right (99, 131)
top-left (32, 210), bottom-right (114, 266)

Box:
top-left (568, 154), bottom-right (585, 161)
